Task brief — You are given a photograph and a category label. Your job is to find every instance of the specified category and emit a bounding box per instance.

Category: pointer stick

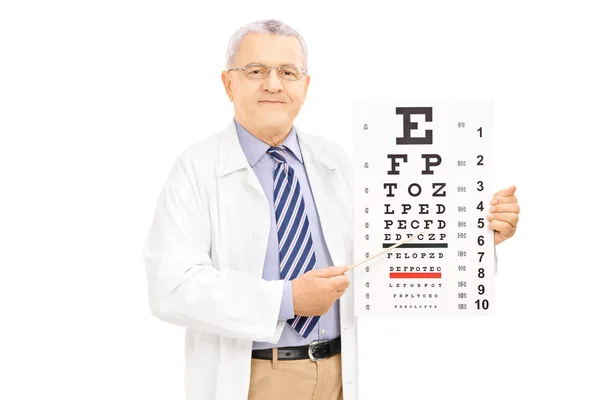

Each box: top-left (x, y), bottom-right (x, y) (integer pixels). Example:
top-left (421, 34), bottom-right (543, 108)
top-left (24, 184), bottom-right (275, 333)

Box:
top-left (346, 230), bottom-right (427, 272)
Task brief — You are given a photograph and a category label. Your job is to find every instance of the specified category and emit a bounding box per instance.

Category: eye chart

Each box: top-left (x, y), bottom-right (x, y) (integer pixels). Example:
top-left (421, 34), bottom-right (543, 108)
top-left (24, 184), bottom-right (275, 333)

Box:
top-left (353, 101), bottom-right (494, 316)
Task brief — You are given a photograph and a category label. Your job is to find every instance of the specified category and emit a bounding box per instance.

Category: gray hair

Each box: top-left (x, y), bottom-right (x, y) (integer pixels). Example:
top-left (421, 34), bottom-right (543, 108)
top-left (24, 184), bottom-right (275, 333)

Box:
top-left (225, 19), bottom-right (308, 71)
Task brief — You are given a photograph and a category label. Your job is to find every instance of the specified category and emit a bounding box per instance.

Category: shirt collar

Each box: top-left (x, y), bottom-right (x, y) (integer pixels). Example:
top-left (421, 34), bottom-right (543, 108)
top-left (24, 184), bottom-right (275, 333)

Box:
top-left (234, 118), bottom-right (304, 167)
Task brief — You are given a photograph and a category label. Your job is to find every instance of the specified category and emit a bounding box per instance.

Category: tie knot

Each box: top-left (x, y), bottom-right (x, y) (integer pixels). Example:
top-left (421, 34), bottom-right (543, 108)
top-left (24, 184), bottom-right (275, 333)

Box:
top-left (267, 146), bottom-right (289, 164)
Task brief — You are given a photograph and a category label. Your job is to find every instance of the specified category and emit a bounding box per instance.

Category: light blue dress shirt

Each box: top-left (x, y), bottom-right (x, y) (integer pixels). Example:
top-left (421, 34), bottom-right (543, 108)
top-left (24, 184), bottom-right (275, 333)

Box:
top-left (234, 119), bottom-right (341, 350)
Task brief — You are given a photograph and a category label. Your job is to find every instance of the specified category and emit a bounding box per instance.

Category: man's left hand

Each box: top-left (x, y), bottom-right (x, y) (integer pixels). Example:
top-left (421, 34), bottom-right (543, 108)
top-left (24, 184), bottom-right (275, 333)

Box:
top-left (487, 185), bottom-right (519, 245)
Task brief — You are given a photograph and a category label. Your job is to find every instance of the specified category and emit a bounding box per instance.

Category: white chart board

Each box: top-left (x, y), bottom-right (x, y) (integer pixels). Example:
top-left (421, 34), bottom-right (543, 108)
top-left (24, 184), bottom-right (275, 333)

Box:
top-left (353, 100), bottom-right (495, 317)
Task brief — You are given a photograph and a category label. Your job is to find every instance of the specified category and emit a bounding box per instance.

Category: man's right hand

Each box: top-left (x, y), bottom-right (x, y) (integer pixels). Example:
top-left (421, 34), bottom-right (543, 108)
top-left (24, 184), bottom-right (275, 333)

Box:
top-left (291, 265), bottom-right (350, 317)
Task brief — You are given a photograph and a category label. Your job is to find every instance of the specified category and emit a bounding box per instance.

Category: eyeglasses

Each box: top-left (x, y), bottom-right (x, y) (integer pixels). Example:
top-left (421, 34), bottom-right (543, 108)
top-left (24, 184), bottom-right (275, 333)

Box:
top-left (227, 63), bottom-right (308, 81)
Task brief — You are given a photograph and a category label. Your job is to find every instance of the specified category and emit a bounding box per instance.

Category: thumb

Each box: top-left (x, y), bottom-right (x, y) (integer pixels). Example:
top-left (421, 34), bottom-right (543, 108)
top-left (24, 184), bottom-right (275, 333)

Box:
top-left (494, 185), bottom-right (516, 197)
top-left (312, 265), bottom-right (348, 278)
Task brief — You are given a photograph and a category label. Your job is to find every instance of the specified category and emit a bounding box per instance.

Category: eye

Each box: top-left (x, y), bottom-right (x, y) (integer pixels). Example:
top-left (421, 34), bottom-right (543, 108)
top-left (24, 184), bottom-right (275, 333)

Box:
top-left (246, 65), bottom-right (267, 76)
top-left (280, 66), bottom-right (301, 79)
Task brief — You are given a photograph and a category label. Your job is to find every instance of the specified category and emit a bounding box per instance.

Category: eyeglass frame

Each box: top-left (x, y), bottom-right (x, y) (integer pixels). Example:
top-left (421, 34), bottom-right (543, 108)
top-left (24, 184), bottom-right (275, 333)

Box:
top-left (226, 63), bottom-right (309, 81)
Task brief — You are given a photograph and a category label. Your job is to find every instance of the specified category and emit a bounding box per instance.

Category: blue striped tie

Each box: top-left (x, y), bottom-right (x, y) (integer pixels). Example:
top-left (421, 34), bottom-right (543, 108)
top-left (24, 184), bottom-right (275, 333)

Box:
top-left (267, 145), bottom-right (319, 338)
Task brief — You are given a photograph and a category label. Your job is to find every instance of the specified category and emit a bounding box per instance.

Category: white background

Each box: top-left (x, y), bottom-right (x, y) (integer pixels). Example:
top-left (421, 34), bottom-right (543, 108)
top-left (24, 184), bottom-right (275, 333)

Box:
top-left (1, 1), bottom-right (598, 399)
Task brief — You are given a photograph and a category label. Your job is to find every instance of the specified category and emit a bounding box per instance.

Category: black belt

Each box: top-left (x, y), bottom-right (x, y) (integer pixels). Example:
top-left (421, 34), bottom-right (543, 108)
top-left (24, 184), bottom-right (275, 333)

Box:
top-left (252, 336), bottom-right (341, 362)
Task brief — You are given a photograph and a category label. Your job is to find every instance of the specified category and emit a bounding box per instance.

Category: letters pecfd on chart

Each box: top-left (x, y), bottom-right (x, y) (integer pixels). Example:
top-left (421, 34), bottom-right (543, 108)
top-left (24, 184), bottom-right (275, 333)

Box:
top-left (354, 101), bottom-right (495, 317)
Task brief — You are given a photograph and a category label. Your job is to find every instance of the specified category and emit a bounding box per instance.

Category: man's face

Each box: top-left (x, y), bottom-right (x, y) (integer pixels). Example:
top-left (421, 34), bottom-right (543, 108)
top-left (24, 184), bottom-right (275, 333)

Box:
top-left (221, 33), bottom-right (310, 136)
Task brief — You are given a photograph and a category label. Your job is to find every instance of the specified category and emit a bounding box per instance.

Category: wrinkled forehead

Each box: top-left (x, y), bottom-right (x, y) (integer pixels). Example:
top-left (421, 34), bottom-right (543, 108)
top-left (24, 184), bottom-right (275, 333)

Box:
top-left (234, 32), bottom-right (304, 68)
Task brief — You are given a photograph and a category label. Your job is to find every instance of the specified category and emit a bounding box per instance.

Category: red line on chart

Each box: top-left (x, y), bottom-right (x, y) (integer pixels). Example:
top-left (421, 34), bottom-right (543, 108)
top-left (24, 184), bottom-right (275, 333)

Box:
top-left (389, 272), bottom-right (442, 279)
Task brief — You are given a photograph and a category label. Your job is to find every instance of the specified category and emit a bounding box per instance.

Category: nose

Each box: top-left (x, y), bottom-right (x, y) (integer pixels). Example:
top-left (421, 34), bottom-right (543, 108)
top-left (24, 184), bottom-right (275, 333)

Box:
top-left (262, 67), bottom-right (283, 93)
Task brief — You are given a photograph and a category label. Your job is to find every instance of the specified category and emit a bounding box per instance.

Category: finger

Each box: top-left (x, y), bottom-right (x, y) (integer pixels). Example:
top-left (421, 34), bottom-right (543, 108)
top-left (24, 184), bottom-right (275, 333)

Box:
top-left (494, 185), bottom-right (517, 197)
top-left (487, 212), bottom-right (519, 228)
top-left (490, 195), bottom-right (518, 205)
top-left (489, 203), bottom-right (520, 214)
top-left (328, 274), bottom-right (350, 286)
top-left (328, 275), bottom-right (350, 289)
top-left (313, 265), bottom-right (348, 278)
top-left (489, 220), bottom-right (516, 238)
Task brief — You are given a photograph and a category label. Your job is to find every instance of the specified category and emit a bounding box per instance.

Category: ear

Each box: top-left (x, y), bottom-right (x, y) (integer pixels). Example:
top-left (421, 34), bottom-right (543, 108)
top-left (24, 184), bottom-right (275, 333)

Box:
top-left (302, 74), bottom-right (310, 104)
top-left (221, 71), bottom-right (234, 102)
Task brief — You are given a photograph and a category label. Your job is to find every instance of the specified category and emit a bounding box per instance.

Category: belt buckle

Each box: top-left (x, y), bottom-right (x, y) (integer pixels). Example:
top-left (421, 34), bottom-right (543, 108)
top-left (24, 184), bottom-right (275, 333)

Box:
top-left (308, 340), bottom-right (327, 362)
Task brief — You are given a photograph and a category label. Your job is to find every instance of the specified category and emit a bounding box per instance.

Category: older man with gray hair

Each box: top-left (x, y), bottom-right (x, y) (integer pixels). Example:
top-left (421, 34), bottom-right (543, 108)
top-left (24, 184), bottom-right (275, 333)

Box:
top-left (144, 19), bottom-right (357, 400)
top-left (143, 18), bottom-right (520, 400)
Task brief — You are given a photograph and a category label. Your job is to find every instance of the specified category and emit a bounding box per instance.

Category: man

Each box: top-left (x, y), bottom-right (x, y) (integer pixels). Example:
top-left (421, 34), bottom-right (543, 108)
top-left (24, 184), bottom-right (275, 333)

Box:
top-left (142, 19), bottom-right (520, 400)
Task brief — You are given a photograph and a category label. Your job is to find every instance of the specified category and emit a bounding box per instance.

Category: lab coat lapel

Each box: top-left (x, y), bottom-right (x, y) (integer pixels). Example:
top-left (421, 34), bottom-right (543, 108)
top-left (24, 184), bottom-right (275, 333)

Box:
top-left (216, 118), bottom-right (266, 199)
top-left (216, 119), bottom-right (271, 277)
top-left (297, 131), bottom-right (347, 269)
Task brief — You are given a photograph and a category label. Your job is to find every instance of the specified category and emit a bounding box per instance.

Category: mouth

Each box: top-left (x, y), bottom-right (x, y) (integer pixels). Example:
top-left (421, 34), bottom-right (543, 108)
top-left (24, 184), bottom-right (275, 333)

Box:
top-left (259, 101), bottom-right (285, 104)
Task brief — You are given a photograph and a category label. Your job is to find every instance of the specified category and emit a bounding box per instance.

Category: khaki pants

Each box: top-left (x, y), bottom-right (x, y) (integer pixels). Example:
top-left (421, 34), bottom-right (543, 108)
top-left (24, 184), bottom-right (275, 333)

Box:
top-left (248, 348), bottom-right (343, 400)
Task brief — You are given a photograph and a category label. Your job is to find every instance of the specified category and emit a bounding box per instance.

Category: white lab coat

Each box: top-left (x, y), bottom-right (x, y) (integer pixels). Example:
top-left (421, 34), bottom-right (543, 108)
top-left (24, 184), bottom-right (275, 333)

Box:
top-left (143, 118), bottom-right (358, 400)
